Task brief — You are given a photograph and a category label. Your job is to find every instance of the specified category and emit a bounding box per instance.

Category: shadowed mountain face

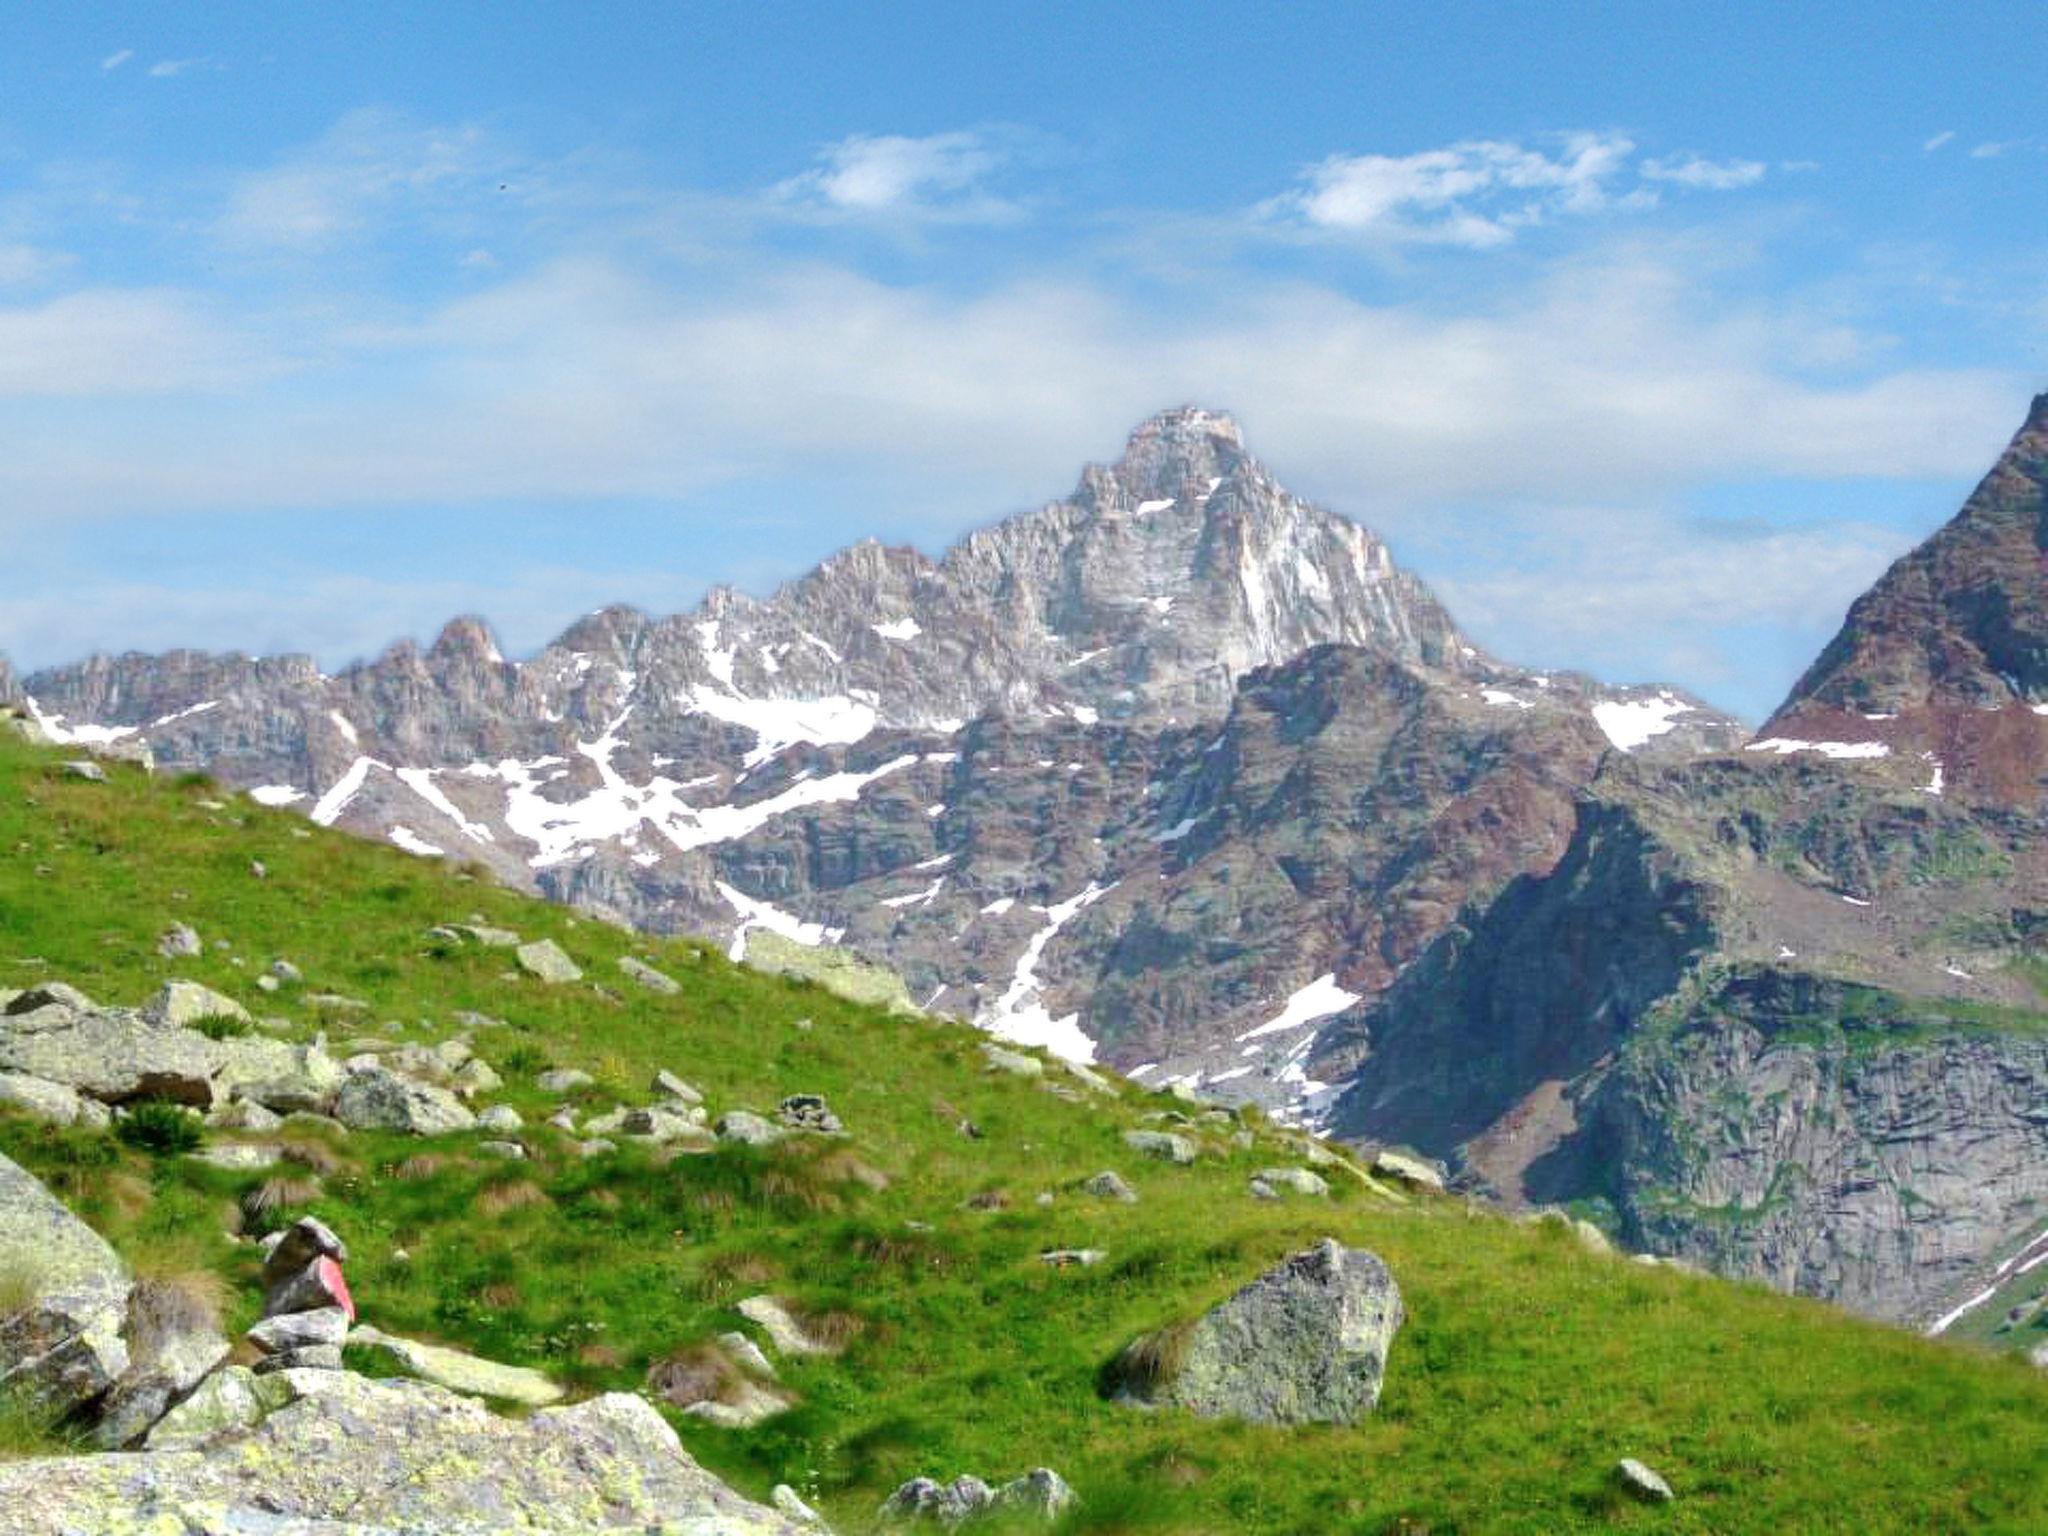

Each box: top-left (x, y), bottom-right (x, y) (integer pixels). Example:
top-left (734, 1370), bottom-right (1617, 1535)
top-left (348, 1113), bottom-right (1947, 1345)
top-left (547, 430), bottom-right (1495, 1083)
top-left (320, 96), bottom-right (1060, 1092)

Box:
top-left (6, 408), bottom-right (1738, 1115)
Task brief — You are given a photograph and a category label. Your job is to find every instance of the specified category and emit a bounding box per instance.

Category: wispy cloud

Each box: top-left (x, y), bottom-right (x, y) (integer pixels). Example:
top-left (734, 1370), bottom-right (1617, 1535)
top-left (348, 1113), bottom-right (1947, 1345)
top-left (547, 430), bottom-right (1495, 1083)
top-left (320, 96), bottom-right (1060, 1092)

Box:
top-left (1640, 154), bottom-right (1767, 190)
top-left (1923, 130), bottom-right (1956, 153)
top-left (1261, 133), bottom-right (1765, 248)
top-left (774, 129), bottom-right (1028, 222)
top-left (99, 49), bottom-right (134, 73)
top-left (218, 109), bottom-right (499, 250)
top-left (1970, 139), bottom-right (2023, 159)
top-left (148, 58), bottom-right (211, 79)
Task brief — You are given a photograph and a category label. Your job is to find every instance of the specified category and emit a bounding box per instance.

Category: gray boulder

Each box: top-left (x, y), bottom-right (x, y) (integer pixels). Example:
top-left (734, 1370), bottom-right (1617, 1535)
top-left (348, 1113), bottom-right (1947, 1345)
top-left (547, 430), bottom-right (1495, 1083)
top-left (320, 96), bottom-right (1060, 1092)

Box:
top-left (619, 956), bottom-right (681, 994)
top-left (1123, 1129), bottom-right (1196, 1165)
top-left (1255, 1166), bottom-right (1330, 1197)
top-left (992, 1468), bottom-right (1078, 1520)
top-left (537, 1067), bottom-right (594, 1093)
top-left (143, 1363), bottom-right (262, 1450)
top-left (1082, 1170), bottom-right (1138, 1203)
top-left (335, 1064), bottom-right (477, 1134)
top-left (0, 1151), bottom-right (132, 1419)
top-left (0, 1071), bottom-right (108, 1128)
top-left (653, 1068), bottom-right (703, 1104)
top-left (0, 1001), bottom-right (222, 1108)
top-left (91, 1282), bottom-right (231, 1448)
top-left (1117, 1238), bottom-right (1403, 1425)
top-left (143, 980), bottom-right (250, 1031)
top-left (777, 1094), bottom-right (844, 1134)
top-left (880, 1475), bottom-right (994, 1524)
top-left (348, 1325), bottom-right (565, 1406)
top-left (246, 1306), bottom-right (351, 1356)
top-left (156, 924), bottom-right (202, 959)
top-left (717, 1110), bottom-right (787, 1147)
top-left (477, 1104), bottom-right (524, 1133)
top-left (982, 1043), bottom-right (1043, 1078)
top-left (515, 939), bottom-right (582, 983)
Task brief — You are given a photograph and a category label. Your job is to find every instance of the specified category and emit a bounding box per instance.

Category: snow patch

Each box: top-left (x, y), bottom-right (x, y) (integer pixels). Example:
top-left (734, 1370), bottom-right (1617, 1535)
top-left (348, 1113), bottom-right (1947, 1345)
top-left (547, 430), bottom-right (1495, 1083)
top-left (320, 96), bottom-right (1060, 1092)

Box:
top-left (328, 710), bottom-right (360, 747)
top-left (880, 876), bottom-right (946, 910)
top-left (1592, 693), bottom-right (1690, 752)
top-left (1746, 738), bottom-right (1892, 760)
top-left (717, 881), bottom-right (845, 962)
top-left (977, 882), bottom-right (1116, 1062)
top-left (311, 757), bottom-right (379, 826)
top-left (394, 767), bottom-right (495, 844)
top-left (249, 785), bottom-right (304, 807)
top-left (22, 696), bottom-right (137, 746)
top-left (981, 897), bottom-right (1015, 916)
top-left (872, 616), bottom-right (922, 641)
top-left (1481, 688), bottom-right (1534, 710)
top-left (389, 826), bottom-right (444, 858)
top-left (1236, 973), bottom-right (1363, 1042)
top-left (1134, 498), bottom-right (1175, 515)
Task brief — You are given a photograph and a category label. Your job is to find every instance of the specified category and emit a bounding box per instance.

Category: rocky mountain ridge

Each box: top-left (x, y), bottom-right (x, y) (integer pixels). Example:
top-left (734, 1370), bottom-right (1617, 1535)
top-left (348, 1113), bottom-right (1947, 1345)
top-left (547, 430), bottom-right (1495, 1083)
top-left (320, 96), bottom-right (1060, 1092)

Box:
top-left (3, 408), bottom-right (1741, 1116)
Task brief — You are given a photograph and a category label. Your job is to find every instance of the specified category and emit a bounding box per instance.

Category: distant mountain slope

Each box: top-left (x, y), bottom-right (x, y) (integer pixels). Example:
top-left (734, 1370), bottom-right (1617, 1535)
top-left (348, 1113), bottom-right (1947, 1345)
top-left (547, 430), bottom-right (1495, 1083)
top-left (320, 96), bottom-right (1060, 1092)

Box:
top-left (1319, 396), bottom-right (2048, 1337)
top-left (6, 408), bottom-right (1742, 1117)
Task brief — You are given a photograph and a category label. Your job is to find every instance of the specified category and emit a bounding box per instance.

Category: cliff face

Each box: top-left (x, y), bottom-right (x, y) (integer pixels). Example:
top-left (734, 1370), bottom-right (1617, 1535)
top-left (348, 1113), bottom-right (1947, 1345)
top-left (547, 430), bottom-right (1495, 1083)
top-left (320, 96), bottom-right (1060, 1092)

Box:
top-left (13, 409), bottom-right (1738, 1112)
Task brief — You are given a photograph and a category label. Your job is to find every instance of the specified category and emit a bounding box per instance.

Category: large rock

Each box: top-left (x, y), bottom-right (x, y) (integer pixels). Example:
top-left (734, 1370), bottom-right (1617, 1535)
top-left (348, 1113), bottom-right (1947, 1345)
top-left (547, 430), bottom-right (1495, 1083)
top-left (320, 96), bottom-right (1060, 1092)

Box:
top-left (143, 1363), bottom-right (262, 1450)
top-left (348, 1325), bottom-right (566, 1406)
top-left (0, 1152), bottom-right (132, 1418)
top-left (0, 1371), bottom-right (807, 1533)
top-left (91, 1282), bottom-right (231, 1448)
top-left (619, 956), bottom-right (681, 994)
top-left (1117, 1238), bottom-right (1402, 1425)
top-left (142, 981), bottom-right (250, 1031)
top-left (515, 939), bottom-right (582, 983)
top-left (1123, 1129), bottom-right (1196, 1165)
top-left (0, 1001), bottom-right (223, 1108)
top-left (0, 1071), bottom-right (109, 1128)
top-left (213, 1035), bottom-right (344, 1113)
top-left (335, 1064), bottom-right (477, 1134)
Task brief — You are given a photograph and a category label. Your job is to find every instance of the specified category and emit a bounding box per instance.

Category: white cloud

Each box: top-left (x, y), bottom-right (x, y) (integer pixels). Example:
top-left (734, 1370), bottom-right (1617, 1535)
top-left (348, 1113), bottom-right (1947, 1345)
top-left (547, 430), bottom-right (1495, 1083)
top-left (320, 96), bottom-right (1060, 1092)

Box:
top-left (100, 49), bottom-right (134, 72)
top-left (0, 288), bottom-right (268, 397)
top-left (148, 58), bottom-right (208, 78)
top-left (775, 130), bottom-right (1022, 221)
top-left (1970, 140), bottom-right (2022, 159)
top-left (1265, 132), bottom-right (1640, 246)
top-left (1923, 130), bottom-right (1956, 153)
top-left (0, 243), bottom-right (71, 286)
top-left (1640, 154), bottom-right (1767, 190)
top-left (218, 109), bottom-right (496, 250)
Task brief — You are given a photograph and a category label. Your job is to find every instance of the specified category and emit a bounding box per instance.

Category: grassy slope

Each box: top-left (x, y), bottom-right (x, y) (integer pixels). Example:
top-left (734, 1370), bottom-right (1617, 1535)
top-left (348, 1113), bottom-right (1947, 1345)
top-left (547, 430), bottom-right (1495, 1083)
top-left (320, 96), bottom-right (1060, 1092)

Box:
top-left (0, 737), bottom-right (2043, 1535)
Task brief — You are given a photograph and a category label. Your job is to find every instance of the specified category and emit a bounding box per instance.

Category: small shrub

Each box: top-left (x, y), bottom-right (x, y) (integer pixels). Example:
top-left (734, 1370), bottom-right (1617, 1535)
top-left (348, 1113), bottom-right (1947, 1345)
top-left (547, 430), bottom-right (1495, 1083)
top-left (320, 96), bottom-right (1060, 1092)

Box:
top-left (191, 1015), bottom-right (250, 1041)
top-left (116, 1101), bottom-right (204, 1156)
top-left (1107, 1319), bottom-right (1200, 1397)
top-left (500, 1044), bottom-right (550, 1077)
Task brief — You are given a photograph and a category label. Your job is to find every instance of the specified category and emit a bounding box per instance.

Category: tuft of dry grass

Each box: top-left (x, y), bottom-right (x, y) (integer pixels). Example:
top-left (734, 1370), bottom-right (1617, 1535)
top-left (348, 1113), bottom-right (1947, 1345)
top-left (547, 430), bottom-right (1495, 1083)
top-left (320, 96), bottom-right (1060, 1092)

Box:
top-left (476, 1181), bottom-right (551, 1217)
top-left (242, 1175), bottom-right (322, 1225)
top-left (391, 1154), bottom-right (444, 1182)
top-left (278, 1139), bottom-right (346, 1177)
top-left (125, 1272), bottom-right (225, 1354)
top-left (756, 1166), bottom-right (844, 1215)
top-left (963, 1188), bottom-right (1010, 1211)
top-left (693, 1250), bottom-right (778, 1303)
top-left (815, 1148), bottom-right (891, 1191)
top-left (646, 1344), bottom-right (742, 1409)
top-left (1110, 1318), bottom-right (1200, 1395)
top-left (796, 1305), bottom-right (867, 1351)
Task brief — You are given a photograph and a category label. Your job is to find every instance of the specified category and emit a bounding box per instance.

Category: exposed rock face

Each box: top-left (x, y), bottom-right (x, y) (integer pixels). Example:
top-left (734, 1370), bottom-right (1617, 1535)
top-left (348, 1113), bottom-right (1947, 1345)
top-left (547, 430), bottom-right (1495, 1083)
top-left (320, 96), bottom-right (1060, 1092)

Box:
top-left (1118, 1239), bottom-right (1402, 1425)
top-left (0, 1370), bottom-right (807, 1534)
top-left (1763, 393), bottom-right (2048, 805)
top-left (1323, 746), bottom-right (2048, 1329)
top-left (14, 408), bottom-right (1737, 1116)
top-left (0, 1150), bottom-right (132, 1419)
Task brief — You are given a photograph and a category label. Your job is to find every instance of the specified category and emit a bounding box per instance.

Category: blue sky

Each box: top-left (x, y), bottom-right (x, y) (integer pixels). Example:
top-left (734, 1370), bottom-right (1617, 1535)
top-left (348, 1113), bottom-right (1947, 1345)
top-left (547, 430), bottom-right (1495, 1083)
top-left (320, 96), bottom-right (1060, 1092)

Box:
top-left (2, 2), bottom-right (2045, 719)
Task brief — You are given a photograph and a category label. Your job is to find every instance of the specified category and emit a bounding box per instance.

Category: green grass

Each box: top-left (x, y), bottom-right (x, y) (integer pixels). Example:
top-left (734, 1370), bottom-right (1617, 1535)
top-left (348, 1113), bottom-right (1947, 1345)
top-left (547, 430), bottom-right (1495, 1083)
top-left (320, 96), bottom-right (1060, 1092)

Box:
top-left (1, 735), bottom-right (2045, 1533)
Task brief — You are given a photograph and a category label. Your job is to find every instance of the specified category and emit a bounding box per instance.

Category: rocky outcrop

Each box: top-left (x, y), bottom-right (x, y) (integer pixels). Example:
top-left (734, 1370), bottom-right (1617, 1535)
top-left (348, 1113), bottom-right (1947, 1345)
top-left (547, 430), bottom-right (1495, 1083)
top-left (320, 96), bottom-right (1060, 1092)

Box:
top-left (1115, 1239), bottom-right (1403, 1425)
top-left (0, 1369), bottom-right (807, 1534)
top-left (0, 1151), bottom-right (132, 1420)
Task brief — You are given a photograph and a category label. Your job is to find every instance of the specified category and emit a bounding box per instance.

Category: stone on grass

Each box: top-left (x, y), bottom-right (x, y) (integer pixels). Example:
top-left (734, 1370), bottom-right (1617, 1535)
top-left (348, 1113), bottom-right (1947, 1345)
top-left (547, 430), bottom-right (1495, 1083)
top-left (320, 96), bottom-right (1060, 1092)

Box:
top-left (777, 1094), bottom-right (843, 1134)
top-left (1247, 1178), bottom-right (1278, 1201)
top-left (620, 956), bottom-right (681, 994)
top-left (880, 1475), bottom-right (994, 1524)
top-left (1616, 1458), bottom-right (1675, 1503)
top-left (653, 1068), bottom-right (703, 1104)
top-left (334, 1064), bottom-right (477, 1135)
top-left (1370, 1148), bottom-right (1446, 1192)
top-left (737, 1295), bottom-right (834, 1358)
top-left (1082, 1170), bottom-right (1138, 1203)
top-left (1116, 1238), bottom-right (1403, 1426)
top-left (157, 924), bottom-right (202, 959)
top-left (992, 1468), bottom-right (1078, 1520)
top-left (1255, 1167), bottom-right (1329, 1197)
top-left (59, 760), bottom-right (106, 782)
top-left (717, 1110), bottom-right (786, 1147)
top-left (981, 1043), bottom-right (1043, 1077)
top-left (538, 1067), bottom-right (593, 1093)
top-left (516, 938), bottom-right (582, 983)
top-left (348, 1324), bottom-right (566, 1406)
top-left (1123, 1129), bottom-right (1196, 1165)
top-left (477, 1104), bottom-right (524, 1133)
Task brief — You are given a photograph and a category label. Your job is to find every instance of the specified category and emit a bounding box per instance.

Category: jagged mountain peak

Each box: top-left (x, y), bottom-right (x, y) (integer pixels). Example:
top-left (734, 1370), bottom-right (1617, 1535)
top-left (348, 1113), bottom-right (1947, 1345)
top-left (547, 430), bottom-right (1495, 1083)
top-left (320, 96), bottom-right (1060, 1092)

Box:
top-left (428, 615), bottom-right (507, 667)
top-left (1106, 405), bottom-right (1248, 501)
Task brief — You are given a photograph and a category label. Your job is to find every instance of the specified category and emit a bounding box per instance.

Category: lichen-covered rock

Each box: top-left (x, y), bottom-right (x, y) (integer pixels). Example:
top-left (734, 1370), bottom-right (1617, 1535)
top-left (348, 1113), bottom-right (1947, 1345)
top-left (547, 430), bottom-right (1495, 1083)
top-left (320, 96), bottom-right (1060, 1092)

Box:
top-left (1254, 1166), bottom-right (1329, 1197)
top-left (0, 1000), bottom-right (223, 1108)
top-left (143, 980), bottom-right (250, 1031)
top-left (717, 1110), bottom-right (787, 1146)
top-left (0, 1372), bottom-right (807, 1533)
top-left (335, 1064), bottom-right (477, 1134)
top-left (142, 1363), bottom-right (262, 1450)
top-left (537, 1067), bottom-right (593, 1093)
top-left (982, 1043), bottom-right (1043, 1077)
top-left (1118, 1238), bottom-right (1402, 1425)
top-left (1082, 1170), bottom-right (1138, 1203)
top-left (348, 1325), bottom-right (566, 1406)
top-left (737, 1295), bottom-right (834, 1357)
top-left (0, 1070), bottom-right (107, 1127)
top-left (881, 1474), bottom-right (994, 1523)
top-left (92, 1282), bottom-right (231, 1449)
top-left (0, 1151), bottom-right (132, 1422)
top-left (213, 1034), bottom-right (343, 1113)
